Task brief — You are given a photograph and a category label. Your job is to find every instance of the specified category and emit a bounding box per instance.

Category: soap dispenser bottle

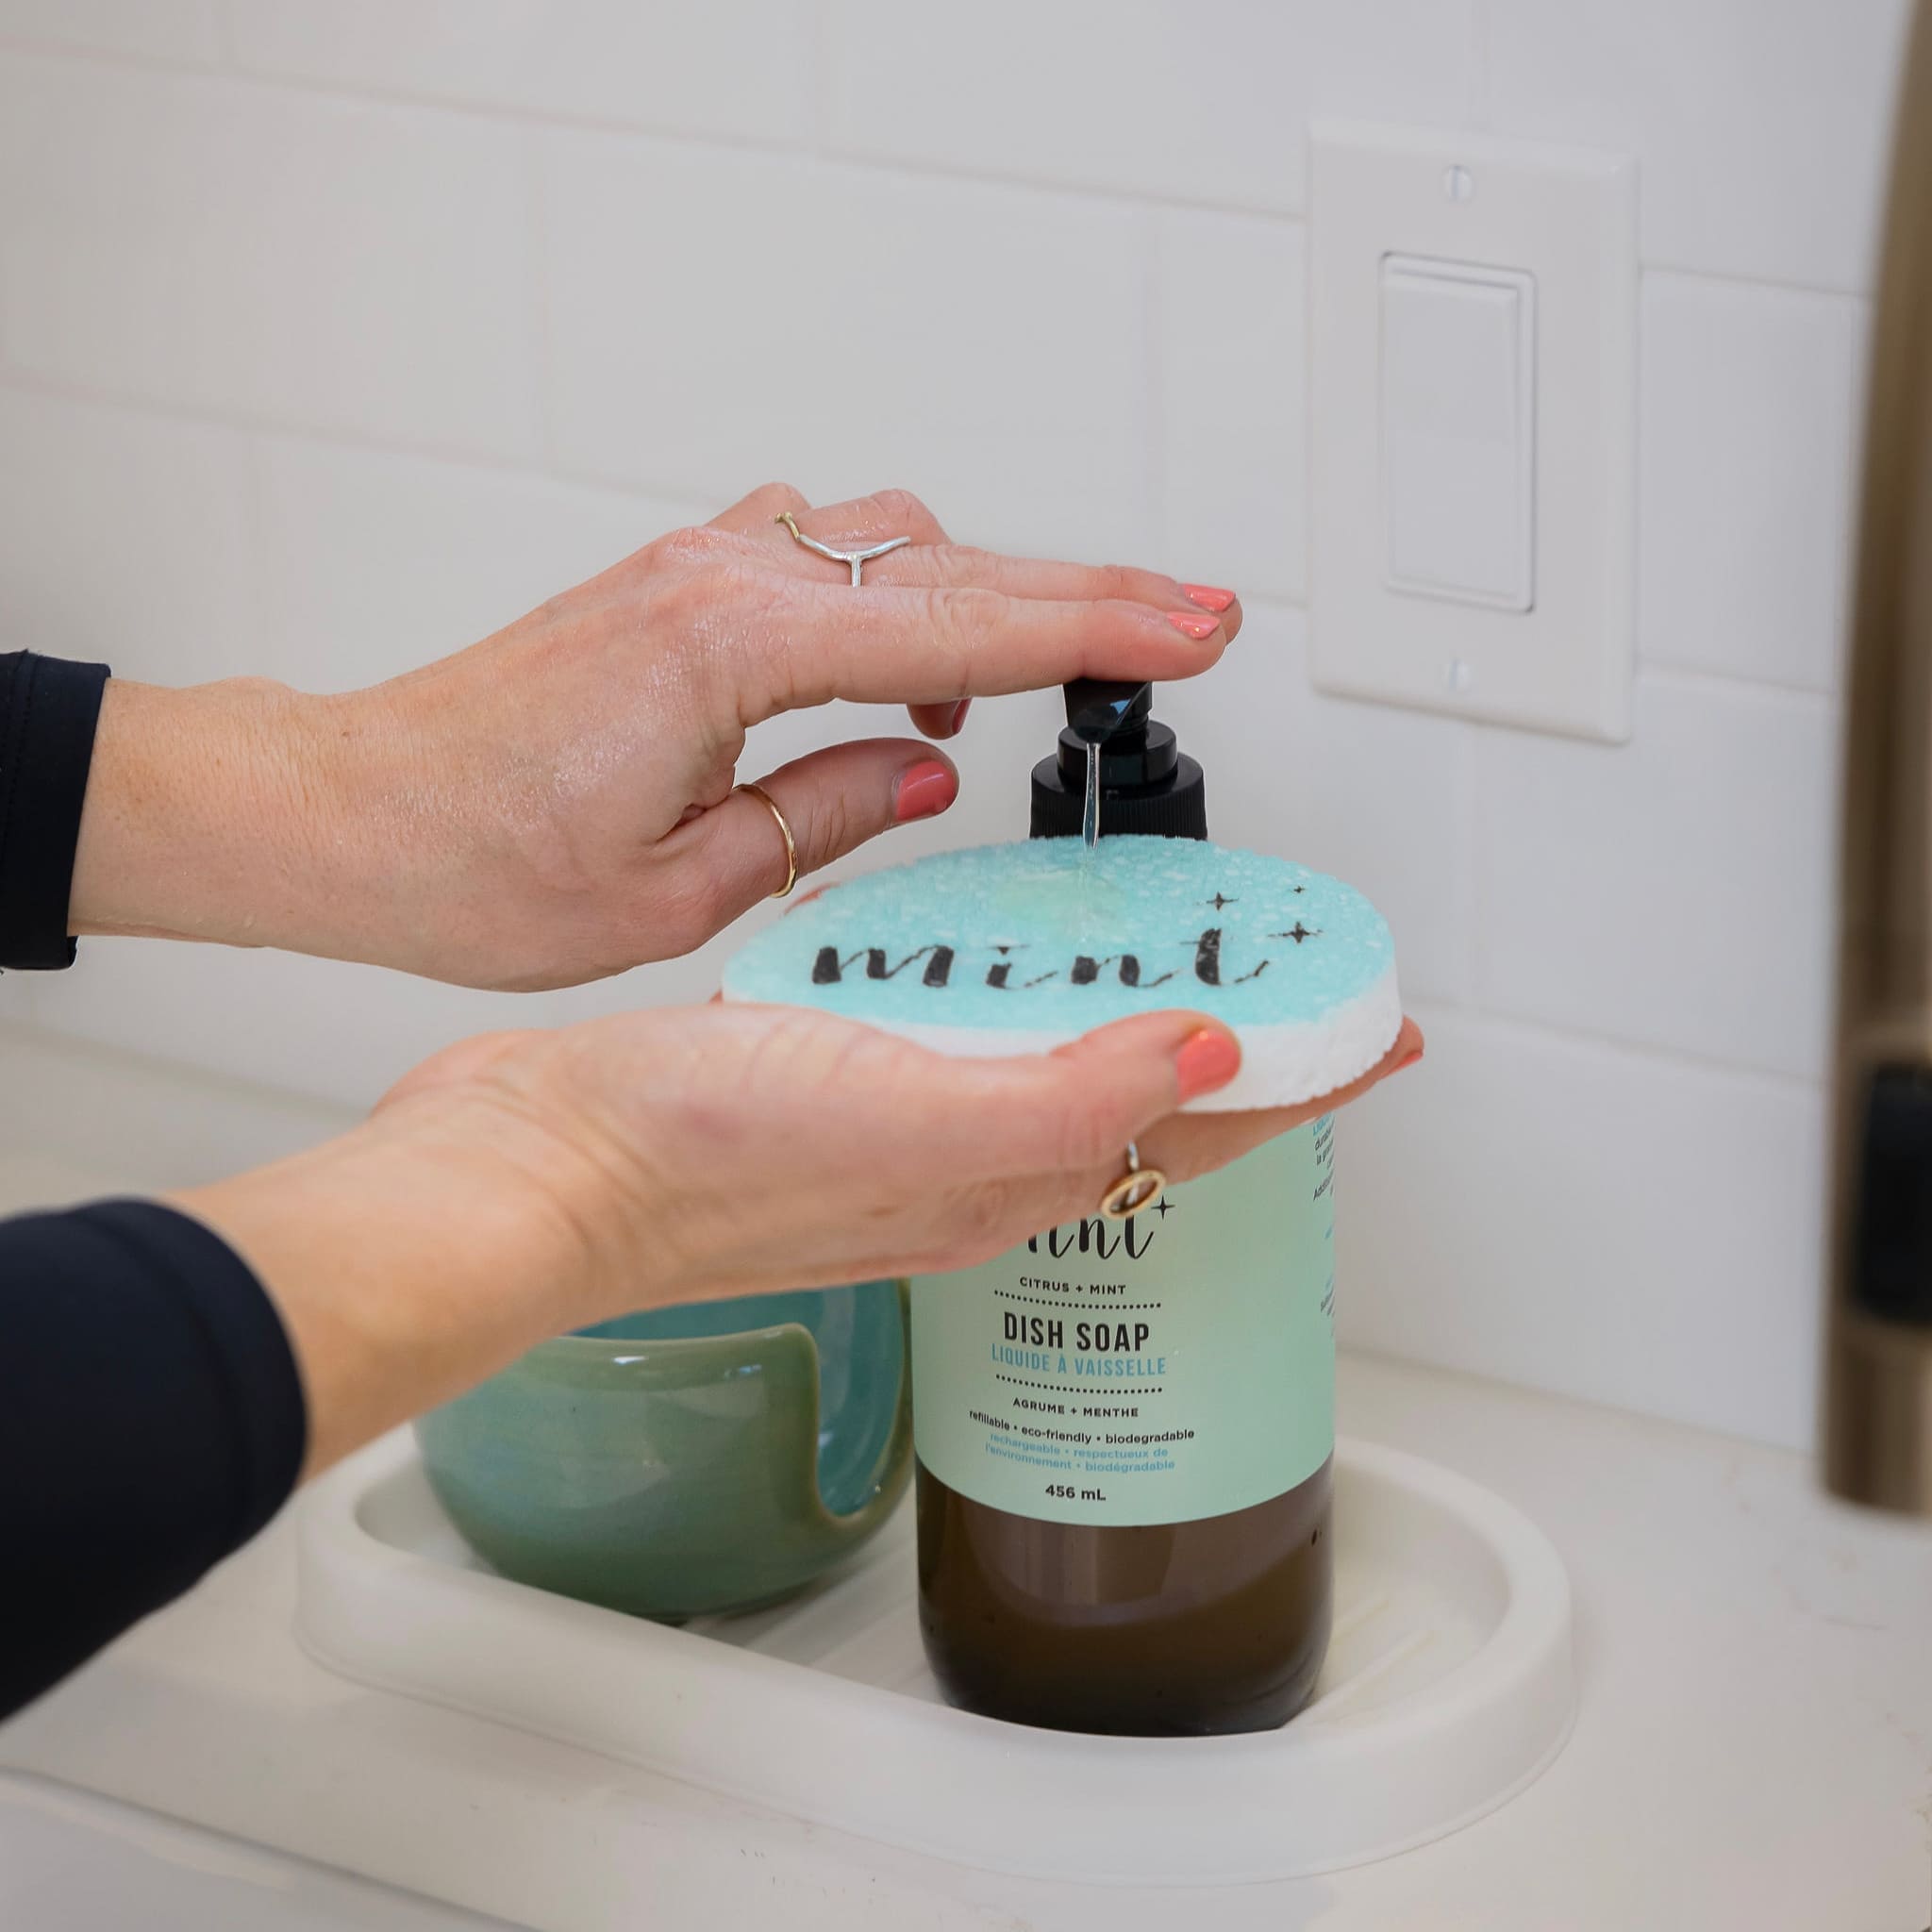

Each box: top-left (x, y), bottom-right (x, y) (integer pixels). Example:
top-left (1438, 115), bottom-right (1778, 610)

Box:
top-left (912, 680), bottom-right (1336, 1736)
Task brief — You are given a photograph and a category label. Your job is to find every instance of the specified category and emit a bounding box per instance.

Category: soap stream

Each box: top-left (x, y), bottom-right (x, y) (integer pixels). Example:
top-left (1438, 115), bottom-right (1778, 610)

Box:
top-left (1082, 741), bottom-right (1102, 854)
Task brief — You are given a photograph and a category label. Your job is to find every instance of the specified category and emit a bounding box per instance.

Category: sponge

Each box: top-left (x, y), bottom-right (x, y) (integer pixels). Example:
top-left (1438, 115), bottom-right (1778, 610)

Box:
top-left (721, 839), bottom-right (1399, 1114)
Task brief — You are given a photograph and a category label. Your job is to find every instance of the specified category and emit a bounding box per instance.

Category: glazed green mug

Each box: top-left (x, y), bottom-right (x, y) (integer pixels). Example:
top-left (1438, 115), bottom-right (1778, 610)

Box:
top-left (415, 1280), bottom-right (911, 1620)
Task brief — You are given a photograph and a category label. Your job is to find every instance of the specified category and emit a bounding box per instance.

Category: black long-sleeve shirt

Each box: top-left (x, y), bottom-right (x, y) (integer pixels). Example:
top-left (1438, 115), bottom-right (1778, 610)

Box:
top-left (2, 652), bottom-right (308, 1717)
top-left (0, 1202), bottom-right (305, 1715)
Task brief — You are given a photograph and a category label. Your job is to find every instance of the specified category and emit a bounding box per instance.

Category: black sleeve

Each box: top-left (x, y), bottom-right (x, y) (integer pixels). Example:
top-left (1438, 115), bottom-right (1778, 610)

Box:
top-left (0, 649), bottom-right (111, 971)
top-left (0, 1200), bottom-right (307, 1717)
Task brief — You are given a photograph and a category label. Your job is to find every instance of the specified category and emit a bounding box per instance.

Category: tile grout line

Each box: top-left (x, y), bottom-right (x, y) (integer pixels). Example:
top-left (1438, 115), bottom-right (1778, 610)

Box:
top-left (1403, 994), bottom-right (1830, 1098)
top-left (0, 36), bottom-right (1887, 299)
top-left (0, 369), bottom-right (719, 519)
top-left (1637, 660), bottom-right (1843, 713)
top-left (0, 32), bottom-right (1299, 223)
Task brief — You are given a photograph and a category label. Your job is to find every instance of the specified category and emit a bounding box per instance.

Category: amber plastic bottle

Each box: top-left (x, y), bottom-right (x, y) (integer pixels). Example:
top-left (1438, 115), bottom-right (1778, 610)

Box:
top-left (913, 681), bottom-right (1335, 1737)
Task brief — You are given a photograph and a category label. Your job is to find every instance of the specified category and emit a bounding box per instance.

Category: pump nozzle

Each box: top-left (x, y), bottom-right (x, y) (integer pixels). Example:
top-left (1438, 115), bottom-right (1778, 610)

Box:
top-left (1029, 677), bottom-right (1207, 842)
top-left (1063, 678), bottom-right (1153, 746)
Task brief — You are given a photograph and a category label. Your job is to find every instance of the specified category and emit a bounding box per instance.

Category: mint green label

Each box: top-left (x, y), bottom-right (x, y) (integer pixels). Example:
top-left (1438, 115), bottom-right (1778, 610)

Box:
top-left (911, 1119), bottom-right (1336, 1528)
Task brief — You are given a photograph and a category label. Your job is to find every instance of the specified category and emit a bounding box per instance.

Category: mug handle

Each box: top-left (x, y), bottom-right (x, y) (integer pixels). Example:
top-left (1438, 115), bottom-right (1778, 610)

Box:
top-left (811, 1278), bottom-right (913, 1543)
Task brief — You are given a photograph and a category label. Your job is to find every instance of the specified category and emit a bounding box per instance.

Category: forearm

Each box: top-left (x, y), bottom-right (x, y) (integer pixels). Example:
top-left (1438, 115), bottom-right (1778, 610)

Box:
top-left (175, 1095), bottom-right (615, 1477)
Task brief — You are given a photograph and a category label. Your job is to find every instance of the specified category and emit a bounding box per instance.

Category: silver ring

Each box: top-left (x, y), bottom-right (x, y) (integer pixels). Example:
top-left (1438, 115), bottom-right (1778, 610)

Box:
top-left (775, 510), bottom-right (911, 587)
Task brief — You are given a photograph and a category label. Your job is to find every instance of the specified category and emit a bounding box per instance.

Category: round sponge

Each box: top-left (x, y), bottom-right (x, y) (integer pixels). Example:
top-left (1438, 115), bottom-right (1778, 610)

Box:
top-left (721, 839), bottom-right (1400, 1114)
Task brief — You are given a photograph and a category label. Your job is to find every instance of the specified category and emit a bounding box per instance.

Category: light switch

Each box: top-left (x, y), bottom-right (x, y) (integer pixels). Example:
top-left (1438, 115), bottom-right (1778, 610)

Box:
top-left (1310, 125), bottom-right (1635, 743)
top-left (1379, 256), bottom-right (1535, 611)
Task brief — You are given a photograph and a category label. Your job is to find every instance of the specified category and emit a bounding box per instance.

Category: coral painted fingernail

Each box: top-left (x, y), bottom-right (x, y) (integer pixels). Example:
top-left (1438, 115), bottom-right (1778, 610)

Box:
top-left (893, 758), bottom-right (958, 823)
top-left (1175, 1027), bottom-right (1241, 1101)
top-left (1393, 1045), bottom-right (1424, 1074)
top-left (1166, 611), bottom-right (1220, 641)
top-left (1182, 583), bottom-right (1236, 613)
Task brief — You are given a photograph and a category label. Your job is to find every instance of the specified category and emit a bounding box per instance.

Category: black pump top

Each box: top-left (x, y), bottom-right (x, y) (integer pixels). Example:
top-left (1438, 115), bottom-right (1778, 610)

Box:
top-left (1063, 678), bottom-right (1153, 745)
top-left (1029, 677), bottom-right (1208, 842)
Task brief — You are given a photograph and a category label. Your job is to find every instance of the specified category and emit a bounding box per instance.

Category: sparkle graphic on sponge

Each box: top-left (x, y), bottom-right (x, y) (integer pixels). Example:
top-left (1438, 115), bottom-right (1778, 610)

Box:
top-left (1273, 923), bottom-right (1321, 945)
top-left (1207, 892), bottom-right (1238, 911)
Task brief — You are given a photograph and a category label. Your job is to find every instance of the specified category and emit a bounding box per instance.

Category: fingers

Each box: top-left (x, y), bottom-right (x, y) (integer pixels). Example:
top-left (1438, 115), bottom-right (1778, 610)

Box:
top-left (760, 486), bottom-right (952, 554)
top-left (694, 483), bottom-right (1241, 729)
top-left (746, 488), bottom-right (1241, 650)
top-left (937, 1012), bottom-right (1242, 1183)
top-left (906, 1017), bottom-right (1423, 1270)
top-left (663, 738), bottom-right (960, 930)
top-left (744, 577), bottom-right (1231, 720)
top-left (908, 694), bottom-right (972, 740)
top-left (864, 548), bottom-right (1242, 648)
top-left (707, 480), bottom-right (812, 534)
top-left (1081, 1017), bottom-right (1424, 1194)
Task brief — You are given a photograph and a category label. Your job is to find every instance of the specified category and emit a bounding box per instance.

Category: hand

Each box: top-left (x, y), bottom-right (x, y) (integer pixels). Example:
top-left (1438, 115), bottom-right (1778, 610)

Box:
top-left (179, 1004), bottom-right (1421, 1475)
top-left (71, 484), bottom-right (1241, 990)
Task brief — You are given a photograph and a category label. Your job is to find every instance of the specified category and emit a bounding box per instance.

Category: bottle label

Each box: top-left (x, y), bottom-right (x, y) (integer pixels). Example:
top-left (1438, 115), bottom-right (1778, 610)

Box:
top-left (911, 1119), bottom-right (1336, 1528)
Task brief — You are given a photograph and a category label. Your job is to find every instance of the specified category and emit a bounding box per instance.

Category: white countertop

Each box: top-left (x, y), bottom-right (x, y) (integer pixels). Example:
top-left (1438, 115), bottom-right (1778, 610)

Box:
top-left (4, 1344), bottom-right (1929, 1930)
top-left (1, 1033), bottom-right (1928, 1930)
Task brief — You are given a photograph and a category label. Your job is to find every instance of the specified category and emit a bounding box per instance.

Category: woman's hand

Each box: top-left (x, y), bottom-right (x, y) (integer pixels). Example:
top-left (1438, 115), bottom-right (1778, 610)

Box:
top-left (70, 484), bottom-right (1240, 990)
top-left (178, 1004), bottom-right (1420, 1476)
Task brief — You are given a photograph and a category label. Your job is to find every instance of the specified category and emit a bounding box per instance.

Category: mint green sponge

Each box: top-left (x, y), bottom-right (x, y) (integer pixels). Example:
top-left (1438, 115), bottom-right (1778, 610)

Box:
top-left (721, 839), bottom-right (1398, 1113)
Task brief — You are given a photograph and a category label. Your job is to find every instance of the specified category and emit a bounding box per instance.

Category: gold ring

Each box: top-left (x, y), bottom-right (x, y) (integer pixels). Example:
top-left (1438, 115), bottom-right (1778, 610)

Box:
top-left (1100, 1141), bottom-right (1166, 1221)
top-left (737, 781), bottom-right (797, 898)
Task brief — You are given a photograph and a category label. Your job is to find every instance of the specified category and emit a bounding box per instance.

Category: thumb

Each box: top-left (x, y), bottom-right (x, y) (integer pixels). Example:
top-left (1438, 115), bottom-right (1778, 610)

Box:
top-left (952, 1011), bottom-right (1242, 1182)
top-left (665, 740), bottom-right (958, 932)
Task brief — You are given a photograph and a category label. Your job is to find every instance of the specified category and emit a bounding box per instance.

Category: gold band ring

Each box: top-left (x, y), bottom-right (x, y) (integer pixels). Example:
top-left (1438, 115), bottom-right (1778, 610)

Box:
top-left (1100, 1139), bottom-right (1167, 1221)
top-left (737, 781), bottom-right (798, 899)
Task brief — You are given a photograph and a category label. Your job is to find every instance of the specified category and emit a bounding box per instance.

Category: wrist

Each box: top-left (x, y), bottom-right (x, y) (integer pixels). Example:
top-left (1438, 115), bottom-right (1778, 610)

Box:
top-left (176, 1089), bottom-right (615, 1476)
top-left (69, 675), bottom-right (353, 951)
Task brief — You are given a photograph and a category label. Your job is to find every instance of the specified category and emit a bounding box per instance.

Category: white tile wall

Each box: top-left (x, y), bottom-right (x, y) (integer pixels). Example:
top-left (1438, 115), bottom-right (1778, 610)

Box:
top-left (0, 55), bottom-right (543, 459)
top-left (0, 3), bottom-right (1897, 1451)
top-left (243, 437), bottom-right (705, 691)
top-left (225, 0), bottom-right (816, 146)
top-left (1638, 273), bottom-right (1863, 691)
top-left (0, 389), bottom-right (253, 683)
top-left (1154, 211), bottom-right (1307, 602)
top-left (1474, 673), bottom-right (1839, 1082)
top-left (538, 133), bottom-right (1154, 561)
top-left (1480, 0), bottom-right (1913, 291)
top-left (1337, 1006), bottom-right (1826, 1448)
top-left (0, 0), bottom-right (219, 62)
top-left (824, 0), bottom-right (1475, 213)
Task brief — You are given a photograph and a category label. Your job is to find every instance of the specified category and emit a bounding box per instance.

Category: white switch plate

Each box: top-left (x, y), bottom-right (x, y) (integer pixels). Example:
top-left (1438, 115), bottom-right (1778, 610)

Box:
top-left (1310, 124), bottom-right (1636, 741)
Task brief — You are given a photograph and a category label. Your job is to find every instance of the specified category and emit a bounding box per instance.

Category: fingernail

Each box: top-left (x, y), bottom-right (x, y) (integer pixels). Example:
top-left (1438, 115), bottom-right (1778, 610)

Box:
top-left (1182, 583), bottom-right (1236, 613)
top-left (948, 697), bottom-right (973, 735)
top-left (893, 758), bottom-right (958, 824)
top-left (1393, 1046), bottom-right (1424, 1074)
top-left (1175, 1027), bottom-right (1241, 1101)
top-left (1166, 611), bottom-right (1220, 641)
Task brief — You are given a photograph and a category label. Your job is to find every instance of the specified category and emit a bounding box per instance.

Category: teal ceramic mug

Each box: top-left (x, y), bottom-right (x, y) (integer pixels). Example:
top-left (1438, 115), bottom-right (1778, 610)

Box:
top-left (415, 1280), bottom-right (911, 1620)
